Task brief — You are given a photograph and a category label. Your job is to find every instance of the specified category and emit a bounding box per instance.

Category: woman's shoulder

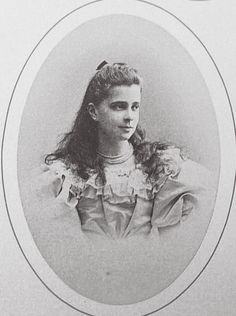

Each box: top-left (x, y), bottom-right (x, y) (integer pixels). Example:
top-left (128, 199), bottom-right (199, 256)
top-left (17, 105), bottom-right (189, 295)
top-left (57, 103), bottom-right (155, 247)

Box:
top-left (38, 159), bottom-right (89, 206)
top-left (20, 160), bottom-right (85, 250)
top-left (134, 142), bottom-right (185, 186)
top-left (43, 159), bottom-right (94, 182)
top-left (40, 149), bottom-right (216, 204)
top-left (143, 144), bottom-right (217, 229)
top-left (134, 141), bottom-right (215, 192)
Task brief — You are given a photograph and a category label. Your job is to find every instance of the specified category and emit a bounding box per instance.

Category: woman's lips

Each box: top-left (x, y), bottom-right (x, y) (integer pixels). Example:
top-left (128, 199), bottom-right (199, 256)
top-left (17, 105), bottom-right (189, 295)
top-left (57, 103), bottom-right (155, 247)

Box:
top-left (119, 126), bottom-right (134, 133)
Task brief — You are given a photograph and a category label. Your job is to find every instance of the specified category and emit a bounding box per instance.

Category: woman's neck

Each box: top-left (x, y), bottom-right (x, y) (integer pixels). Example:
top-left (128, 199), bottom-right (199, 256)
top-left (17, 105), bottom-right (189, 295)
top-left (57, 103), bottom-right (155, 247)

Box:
top-left (97, 139), bottom-right (131, 157)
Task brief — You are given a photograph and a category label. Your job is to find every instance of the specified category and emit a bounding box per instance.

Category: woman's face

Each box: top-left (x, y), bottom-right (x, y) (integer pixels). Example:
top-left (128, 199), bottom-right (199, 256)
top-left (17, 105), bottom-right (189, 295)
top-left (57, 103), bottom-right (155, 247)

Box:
top-left (95, 84), bottom-right (141, 143)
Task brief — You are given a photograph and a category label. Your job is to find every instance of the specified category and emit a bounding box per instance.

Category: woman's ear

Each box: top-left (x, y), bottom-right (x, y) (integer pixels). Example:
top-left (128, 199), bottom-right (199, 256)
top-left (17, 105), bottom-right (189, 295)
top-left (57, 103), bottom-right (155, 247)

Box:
top-left (87, 103), bottom-right (98, 121)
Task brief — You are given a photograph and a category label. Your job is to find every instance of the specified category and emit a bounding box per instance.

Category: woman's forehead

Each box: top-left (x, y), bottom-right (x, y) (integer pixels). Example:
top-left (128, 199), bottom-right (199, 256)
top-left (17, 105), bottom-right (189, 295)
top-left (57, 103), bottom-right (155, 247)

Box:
top-left (107, 84), bottom-right (141, 101)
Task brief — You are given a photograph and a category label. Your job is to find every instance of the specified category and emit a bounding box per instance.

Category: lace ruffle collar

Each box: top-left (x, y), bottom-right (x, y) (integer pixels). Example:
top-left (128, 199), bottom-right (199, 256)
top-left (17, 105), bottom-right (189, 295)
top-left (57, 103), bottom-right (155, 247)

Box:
top-left (45, 148), bottom-right (184, 206)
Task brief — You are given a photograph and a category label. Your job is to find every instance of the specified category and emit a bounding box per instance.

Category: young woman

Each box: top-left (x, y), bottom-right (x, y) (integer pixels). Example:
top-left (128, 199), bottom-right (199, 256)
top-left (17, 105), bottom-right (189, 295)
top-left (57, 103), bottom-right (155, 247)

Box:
top-left (20, 61), bottom-right (217, 302)
top-left (43, 62), bottom-right (214, 240)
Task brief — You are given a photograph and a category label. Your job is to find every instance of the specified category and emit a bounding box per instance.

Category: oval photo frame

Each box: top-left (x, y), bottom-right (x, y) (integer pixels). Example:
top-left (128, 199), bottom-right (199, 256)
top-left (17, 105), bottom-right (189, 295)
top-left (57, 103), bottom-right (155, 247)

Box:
top-left (2, 1), bottom-right (235, 315)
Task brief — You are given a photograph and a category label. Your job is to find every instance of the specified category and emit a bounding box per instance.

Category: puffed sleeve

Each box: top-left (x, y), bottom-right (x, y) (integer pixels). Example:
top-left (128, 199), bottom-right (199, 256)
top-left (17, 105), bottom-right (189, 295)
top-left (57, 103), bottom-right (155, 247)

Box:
top-left (20, 161), bottom-right (87, 249)
top-left (20, 162), bottom-right (90, 282)
top-left (40, 160), bottom-right (82, 208)
top-left (151, 155), bottom-right (216, 229)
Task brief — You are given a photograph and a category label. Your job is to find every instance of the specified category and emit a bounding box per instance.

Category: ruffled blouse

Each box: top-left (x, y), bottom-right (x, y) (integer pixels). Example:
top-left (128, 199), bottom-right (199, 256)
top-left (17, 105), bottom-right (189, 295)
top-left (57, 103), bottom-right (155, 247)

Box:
top-left (43, 148), bottom-right (211, 239)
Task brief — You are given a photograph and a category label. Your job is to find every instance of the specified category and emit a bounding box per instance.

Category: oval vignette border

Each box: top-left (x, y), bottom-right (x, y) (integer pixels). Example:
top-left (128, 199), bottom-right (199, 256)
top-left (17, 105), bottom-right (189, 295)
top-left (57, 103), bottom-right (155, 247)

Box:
top-left (1, 0), bottom-right (236, 315)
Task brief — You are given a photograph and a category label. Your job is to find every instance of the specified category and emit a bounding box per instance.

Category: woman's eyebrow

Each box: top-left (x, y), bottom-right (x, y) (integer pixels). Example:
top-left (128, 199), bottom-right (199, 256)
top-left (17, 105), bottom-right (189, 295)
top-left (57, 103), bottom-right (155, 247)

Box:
top-left (110, 101), bottom-right (127, 104)
top-left (110, 101), bottom-right (140, 105)
top-left (110, 101), bottom-right (127, 106)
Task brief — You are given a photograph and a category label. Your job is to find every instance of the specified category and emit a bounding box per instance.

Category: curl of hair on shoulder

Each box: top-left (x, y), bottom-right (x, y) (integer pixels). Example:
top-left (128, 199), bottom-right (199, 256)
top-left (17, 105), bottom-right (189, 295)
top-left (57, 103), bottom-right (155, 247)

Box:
top-left (134, 141), bottom-right (182, 183)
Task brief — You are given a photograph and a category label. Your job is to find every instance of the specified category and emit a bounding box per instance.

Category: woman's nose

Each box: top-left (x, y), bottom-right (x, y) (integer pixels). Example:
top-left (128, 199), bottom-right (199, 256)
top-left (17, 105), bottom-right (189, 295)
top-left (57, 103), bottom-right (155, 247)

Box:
top-left (124, 108), bottom-right (133, 121)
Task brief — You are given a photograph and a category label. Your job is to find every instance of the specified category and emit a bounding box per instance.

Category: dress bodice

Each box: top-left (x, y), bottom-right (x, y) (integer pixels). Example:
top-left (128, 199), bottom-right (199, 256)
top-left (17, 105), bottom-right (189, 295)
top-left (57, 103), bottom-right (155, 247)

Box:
top-left (44, 147), bottom-right (212, 239)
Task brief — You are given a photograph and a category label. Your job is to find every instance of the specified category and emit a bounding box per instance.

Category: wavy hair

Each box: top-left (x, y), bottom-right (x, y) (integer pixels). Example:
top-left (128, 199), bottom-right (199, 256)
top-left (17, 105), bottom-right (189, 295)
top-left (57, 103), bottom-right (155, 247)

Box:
top-left (45, 62), bottom-right (174, 184)
top-left (45, 63), bottom-right (147, 181)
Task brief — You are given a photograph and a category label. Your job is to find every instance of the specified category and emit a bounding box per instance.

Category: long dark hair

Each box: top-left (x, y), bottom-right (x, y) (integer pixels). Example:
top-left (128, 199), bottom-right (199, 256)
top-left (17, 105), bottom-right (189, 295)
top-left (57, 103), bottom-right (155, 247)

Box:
top-left (45, 62), bottom-right (174, 184)
top-left (45, 63), bottom-right (147, 181)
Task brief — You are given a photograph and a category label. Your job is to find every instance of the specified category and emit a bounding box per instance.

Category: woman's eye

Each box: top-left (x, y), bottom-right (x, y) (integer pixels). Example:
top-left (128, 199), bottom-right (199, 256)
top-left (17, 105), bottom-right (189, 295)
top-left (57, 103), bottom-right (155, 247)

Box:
top-left (110, 102), bottom-right (139, 110)
top-left (116, 104), bottom-right (124, 110)
top-left (111, 103), bottom-right (125, 110)
top-left (132, 104), bottom-right (140, 110)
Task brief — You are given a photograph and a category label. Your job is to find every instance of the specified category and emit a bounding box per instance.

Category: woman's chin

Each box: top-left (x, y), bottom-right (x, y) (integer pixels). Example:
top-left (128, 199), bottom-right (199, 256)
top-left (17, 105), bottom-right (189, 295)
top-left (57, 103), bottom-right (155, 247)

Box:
top-left (119, 132), bottom-right (135, 141)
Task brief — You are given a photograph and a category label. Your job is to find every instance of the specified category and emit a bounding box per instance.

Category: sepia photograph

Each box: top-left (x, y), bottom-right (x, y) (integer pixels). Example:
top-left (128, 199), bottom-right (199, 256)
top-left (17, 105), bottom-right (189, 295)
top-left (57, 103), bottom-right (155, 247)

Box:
top-left (16, 14), bottom-right (219, 305)
top-left (1, 1), bottom-right (236, 315)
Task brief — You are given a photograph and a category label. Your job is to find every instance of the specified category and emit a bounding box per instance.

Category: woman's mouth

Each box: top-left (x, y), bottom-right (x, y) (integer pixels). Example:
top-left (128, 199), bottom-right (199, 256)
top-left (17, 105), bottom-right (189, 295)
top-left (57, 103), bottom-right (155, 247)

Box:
top-left (119, 126), bottom-right (133, 132)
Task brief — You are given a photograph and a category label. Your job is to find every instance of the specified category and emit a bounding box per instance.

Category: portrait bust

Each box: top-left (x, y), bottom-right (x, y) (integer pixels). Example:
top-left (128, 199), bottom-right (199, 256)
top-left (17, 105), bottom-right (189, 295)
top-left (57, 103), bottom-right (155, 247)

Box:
top-left (17, 14), bottom-right (219, 304)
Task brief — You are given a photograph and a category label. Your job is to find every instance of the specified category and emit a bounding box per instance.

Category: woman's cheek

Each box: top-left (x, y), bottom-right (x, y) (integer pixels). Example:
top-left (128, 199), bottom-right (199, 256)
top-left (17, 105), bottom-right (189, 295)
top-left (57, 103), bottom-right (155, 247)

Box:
top-left (135, 113), bottom-right (140, 125)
